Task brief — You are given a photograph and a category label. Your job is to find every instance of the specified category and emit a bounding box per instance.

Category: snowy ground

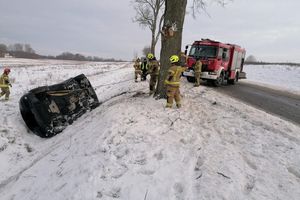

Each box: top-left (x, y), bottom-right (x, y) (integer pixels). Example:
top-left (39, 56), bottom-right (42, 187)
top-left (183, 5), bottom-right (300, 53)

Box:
top-left (0, 58), bottom-right (299, 200)
top-left (243, 64), bottom-right (300, 95)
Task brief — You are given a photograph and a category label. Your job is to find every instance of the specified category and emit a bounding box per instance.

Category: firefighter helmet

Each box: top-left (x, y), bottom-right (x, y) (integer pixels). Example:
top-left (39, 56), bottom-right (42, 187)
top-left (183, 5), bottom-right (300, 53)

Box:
top-left (4, 68), bottom-right (11, 74)
top-left (147, 53), bottom-right (154, 59)
top-left (169, 55), bottom-right (179, 63)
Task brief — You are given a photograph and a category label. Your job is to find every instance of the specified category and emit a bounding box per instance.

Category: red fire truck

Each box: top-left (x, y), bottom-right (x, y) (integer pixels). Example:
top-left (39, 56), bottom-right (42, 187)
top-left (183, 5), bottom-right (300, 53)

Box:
top-left (183, 39), bottom-right (246, 86)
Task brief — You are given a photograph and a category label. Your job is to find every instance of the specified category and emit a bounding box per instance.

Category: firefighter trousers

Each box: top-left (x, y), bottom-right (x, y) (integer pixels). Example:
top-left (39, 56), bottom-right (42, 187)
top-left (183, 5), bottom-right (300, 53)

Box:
top-left (166, 85), bottom-right (181, 108)
top-left (141, 70), bottom-right (148, 81)
top-left (135, 70), bottom-right (142, 81)
top-left (149, 75), bottom-right (158, 94)
top-left (194, 72), bottom-right (201, 86)
top-left (0, 87), bottom-right (10, 100)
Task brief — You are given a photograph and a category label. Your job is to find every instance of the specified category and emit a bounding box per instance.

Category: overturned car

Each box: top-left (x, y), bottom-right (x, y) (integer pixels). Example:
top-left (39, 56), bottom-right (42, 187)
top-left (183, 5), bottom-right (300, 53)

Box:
top-left (19, 74), bottom-right (100, 138)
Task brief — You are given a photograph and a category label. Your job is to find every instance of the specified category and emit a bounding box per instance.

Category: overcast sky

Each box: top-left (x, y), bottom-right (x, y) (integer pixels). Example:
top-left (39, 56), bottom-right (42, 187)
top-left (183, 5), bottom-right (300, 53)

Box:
top-left (0, 0), bottom-right (299, 62)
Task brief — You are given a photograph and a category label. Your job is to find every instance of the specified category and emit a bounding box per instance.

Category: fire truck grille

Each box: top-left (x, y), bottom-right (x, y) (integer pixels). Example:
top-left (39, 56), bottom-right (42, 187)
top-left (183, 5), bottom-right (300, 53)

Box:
top-left (202, 64), bottom-right (209, 72)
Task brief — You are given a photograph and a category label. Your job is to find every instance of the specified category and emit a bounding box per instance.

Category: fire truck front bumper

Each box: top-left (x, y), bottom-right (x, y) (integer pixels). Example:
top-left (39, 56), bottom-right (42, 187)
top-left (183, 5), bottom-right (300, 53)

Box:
top-left (200, 72), bottom-right (218, 80)
top-left (183, 70), bottom-right (219, 80)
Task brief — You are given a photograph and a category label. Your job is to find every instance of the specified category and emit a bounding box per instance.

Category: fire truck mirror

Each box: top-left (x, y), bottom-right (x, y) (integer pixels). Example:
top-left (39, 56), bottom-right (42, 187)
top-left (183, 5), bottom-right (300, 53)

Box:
top-left (222, 52), bottom-right (226, 59)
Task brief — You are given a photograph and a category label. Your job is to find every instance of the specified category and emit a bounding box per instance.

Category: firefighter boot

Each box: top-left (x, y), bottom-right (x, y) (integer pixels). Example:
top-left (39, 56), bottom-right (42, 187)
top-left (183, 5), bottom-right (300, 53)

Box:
top-left (166, 103), bottom-right (172, 108)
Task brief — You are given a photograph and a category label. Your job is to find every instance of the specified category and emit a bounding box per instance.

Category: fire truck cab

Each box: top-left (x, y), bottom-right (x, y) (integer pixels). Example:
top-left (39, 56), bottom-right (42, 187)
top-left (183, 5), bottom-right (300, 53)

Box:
top-left (183, 39), bottom-right (246, 86)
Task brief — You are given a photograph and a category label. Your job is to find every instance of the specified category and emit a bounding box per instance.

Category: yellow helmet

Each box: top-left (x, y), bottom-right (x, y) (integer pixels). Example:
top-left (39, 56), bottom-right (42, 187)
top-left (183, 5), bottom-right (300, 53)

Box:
top-left (147, 53), bottom-right (154, 59)
top-left (169, 55), bottom-right (179, 63)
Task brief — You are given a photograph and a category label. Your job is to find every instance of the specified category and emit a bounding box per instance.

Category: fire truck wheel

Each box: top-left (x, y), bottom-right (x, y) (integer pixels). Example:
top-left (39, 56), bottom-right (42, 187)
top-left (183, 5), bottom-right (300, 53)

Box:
top-left (214, 72), bottom-right (224, 86)
top-left (187, 76), bottom-right (195, 83)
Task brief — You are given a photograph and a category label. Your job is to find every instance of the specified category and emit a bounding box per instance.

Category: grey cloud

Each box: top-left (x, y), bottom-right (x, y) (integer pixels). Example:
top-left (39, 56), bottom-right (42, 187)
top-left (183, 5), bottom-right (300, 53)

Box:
top-left (0, 0), bottom-right (299, 62)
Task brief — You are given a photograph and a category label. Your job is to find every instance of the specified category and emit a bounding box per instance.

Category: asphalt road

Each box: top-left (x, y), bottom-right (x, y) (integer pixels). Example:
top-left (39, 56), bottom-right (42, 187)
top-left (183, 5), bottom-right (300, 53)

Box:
top-left (214, 81), bottom-right (300, 125)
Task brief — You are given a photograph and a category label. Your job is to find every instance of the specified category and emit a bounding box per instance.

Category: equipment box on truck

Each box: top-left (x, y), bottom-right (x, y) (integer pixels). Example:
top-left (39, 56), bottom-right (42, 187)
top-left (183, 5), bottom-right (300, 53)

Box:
top-left (183, 39), bottom-right (246, 86)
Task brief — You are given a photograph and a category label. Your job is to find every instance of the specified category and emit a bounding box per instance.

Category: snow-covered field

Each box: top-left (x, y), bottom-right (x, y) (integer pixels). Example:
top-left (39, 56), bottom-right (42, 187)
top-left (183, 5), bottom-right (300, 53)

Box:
top-left (243, 64), bottom-right (300, 95)
top-left (0, 58), bottom-right (299, 200)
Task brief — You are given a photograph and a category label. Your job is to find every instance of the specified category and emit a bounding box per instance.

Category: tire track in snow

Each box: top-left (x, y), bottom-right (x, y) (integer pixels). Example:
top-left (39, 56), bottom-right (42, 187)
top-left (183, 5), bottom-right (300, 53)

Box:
top-left (0, 138), bottom-right (68, 192)
top-left (86, 62), bottom-right (132, 79)
top-left (0, 89), bottom-right (146, 193)
top-left (94, 78), bottom-right (133, 90)
top-left (0, 62), bottom-right (136, 193)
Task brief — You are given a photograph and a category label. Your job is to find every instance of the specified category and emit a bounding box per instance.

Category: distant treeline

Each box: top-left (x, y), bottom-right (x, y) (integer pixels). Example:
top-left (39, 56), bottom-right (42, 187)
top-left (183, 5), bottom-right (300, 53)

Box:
top-left (49, 52), bottom-right (124, 62)
top-left (244, 61), bottom-right (300, 67)
top-left (0, 43), bottom-right (124, 62)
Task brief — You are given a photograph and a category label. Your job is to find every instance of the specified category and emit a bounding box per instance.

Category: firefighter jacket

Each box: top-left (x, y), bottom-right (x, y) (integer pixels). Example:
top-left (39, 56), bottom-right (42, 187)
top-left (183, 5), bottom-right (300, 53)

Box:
top-left (141, 62), bottom-right (149, 71)
top-left (0, 73), bottom-right (10, 88)
top-left (194, 60), bottom-right (202, 73)
top-left (133, 61), bottom-right (141, 72)
top-left (164, 63), bottom-right (186, 87)
top-left (148, 59), bottom-right (160, 76)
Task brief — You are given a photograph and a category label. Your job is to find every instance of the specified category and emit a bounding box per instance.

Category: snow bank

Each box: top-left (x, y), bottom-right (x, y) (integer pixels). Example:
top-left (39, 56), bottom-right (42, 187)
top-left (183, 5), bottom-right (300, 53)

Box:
top-left (244, 64), bottom-right (300, 94)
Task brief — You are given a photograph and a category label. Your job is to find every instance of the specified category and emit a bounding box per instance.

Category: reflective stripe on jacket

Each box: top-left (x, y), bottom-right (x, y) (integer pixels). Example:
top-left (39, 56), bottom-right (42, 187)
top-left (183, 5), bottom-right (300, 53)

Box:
top-left (164, 64), bottom-right (186, 87)
top-left (141, 62), bottom-right (148, 70)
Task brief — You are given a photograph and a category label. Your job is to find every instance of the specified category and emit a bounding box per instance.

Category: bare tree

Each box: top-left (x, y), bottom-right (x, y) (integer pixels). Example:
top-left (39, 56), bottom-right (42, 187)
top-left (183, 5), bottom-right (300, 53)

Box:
top-left (13, 43), bottom-right (24, 52)
top-left (142, 45), bottom-right (151, 56)
top-left (245, 55), bottom-right (257, 62)
top-left (0, 44), bottom-right (7, 52)
top-left (0, 44), bottom-right (7, 57)
top-left (7, 44), bottom-right (14, 51)
top-left (155, 0), bottom-right (187, 97)
top-left (132, 0), bottom-right (165, 55)
top-left (190, 0), bottom-right (230, 17)
top-left (24, 44), bottom-right (35, 54)
top-left (155, 0), bottom-right (231, 97)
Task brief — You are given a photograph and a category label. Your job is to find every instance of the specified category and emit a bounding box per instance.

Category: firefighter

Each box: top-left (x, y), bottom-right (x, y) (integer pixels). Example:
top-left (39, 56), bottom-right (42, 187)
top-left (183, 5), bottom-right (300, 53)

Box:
top-left (164, 55), bottom-right (187, 108)
top-left (140, 57), bottom-right (148, 81)
top-left (194, 59), bottom-right (202, 87)
top-left (133, 58), bottom-right (141, 82)
top-left (147, 53), bottom-right (160, 95)
top-left (179, 51), bottom-right (188, 67)
top-left (0, 68), bottom-right (12, 100)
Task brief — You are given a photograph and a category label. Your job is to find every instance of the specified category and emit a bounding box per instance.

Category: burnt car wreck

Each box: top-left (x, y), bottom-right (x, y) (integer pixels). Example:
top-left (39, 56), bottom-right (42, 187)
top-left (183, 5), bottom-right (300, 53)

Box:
top-left (19, 74), bottom-right (100, 138)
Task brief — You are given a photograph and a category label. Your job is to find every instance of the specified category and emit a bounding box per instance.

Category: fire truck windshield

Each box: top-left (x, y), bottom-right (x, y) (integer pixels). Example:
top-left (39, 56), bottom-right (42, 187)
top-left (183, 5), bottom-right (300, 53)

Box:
top-left (189, 45), bottom-right (217, 59)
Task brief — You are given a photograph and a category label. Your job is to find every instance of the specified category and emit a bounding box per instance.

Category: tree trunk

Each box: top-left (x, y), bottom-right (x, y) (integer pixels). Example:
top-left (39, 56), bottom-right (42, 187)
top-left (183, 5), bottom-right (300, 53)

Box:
top-left (151, 32), bottom-right (156, 54)
top-left (155, 0), bottom-right (187, 98)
